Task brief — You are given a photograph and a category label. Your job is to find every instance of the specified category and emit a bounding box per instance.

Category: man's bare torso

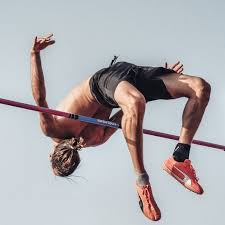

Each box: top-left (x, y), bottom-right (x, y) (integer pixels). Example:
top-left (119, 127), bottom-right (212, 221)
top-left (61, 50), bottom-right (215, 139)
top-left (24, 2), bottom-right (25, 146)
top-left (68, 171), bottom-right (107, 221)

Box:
top-left (30, 35), bottom-right (121, 148)
top-left (53, 77), bottom-right (112, 146)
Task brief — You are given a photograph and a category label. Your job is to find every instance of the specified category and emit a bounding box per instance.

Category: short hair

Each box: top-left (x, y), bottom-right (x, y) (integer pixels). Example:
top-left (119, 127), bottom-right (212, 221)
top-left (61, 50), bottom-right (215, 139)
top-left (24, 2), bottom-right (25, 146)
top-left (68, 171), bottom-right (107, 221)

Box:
top-left (50, 137), bottom-right (85, 177)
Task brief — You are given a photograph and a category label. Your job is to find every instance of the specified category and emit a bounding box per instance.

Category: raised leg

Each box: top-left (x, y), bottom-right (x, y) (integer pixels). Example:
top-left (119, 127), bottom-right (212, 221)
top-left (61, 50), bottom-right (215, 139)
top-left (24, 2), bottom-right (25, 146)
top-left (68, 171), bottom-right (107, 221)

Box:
top-left (160, 73), bottom-right (211, 144)
top-left (161, 73), bottom-right (211, 194)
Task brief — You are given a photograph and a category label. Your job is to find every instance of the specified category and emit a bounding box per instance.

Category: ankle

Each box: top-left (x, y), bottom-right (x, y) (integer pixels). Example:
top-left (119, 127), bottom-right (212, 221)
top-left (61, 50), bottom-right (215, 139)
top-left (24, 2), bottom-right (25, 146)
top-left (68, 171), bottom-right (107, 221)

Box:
top-left (136, 172), bottom-right (149, 186)
top-left (173, 143), bottom-right (191, 162)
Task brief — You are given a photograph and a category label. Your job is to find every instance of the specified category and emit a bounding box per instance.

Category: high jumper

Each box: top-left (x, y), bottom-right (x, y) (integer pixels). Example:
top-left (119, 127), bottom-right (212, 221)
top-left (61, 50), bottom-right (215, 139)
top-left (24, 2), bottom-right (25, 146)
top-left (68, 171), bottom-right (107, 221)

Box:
top-left (1, 34), bottom-right (215, 221)
top-left (30, 34), bottom-right (212, 221)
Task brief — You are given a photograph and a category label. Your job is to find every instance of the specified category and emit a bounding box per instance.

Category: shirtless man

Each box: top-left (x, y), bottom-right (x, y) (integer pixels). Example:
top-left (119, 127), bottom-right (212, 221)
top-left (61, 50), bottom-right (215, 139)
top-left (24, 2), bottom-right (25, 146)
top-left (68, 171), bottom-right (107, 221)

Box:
top-left (31, 35), bottom-right (211, 221)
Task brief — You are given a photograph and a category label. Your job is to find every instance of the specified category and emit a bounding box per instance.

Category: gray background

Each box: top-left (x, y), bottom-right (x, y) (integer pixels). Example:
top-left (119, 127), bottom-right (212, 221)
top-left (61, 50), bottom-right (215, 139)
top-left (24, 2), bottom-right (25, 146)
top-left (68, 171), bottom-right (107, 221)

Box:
top-left (0, 0), bottom-right (224, 224)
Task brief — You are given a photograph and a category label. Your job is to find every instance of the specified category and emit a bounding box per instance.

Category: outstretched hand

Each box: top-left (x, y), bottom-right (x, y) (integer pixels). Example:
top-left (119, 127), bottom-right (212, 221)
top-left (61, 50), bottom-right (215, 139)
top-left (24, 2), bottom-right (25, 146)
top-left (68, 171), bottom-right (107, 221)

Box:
top-left (165, 61), bottom-right (184, 74)
top-left (31, 34), bottom-right (55, 53)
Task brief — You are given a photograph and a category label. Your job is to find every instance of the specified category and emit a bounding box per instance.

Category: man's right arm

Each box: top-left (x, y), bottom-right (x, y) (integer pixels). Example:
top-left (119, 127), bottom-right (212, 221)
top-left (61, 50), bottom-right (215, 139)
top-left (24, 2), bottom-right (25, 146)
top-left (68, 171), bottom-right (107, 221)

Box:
top-left (30, 35), bottom-right (64, 139)
top-left (30, 51), bottom-right (54, 136)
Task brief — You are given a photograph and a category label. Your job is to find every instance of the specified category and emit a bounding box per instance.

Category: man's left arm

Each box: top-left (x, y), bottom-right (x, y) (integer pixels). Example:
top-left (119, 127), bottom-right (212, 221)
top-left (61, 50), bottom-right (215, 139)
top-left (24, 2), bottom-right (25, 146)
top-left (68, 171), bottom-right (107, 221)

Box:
top-left (98, 110), bottom-right (123, 145)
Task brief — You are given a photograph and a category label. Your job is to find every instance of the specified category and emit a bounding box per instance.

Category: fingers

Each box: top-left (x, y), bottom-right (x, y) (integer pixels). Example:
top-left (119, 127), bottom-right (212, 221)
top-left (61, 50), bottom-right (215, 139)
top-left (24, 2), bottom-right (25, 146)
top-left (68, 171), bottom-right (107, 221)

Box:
top-left (40, 39), bottom-right (45, 44)
top-left (39, 40), bottom-right (55, 48)
top-left (169, 61), bottom-right (183, 73)
top-left (173, 62), bottom-right (183, 72)
top-left (42, 34), bottom-right (53, 42)
top-left (171, 61), bottom-right (181, 69)
top-left (165, 62), bottom-right (168, 68)
top-left (37, 35), bottom-right (55, 45)
top-left (177, 67), bottom-right (184, 74)
top-left (46, 40), bottom-right (55, 45)
top-left (45, 33), bottom-right (53, 39)
top-left (36, 34), bottom-right (54, 42)
top-left (37, 37), bottom-right (52, 43)
top-left (32, 36), bottom-right (38, 48)
top-left (32, 34), bottom-right (55, 52)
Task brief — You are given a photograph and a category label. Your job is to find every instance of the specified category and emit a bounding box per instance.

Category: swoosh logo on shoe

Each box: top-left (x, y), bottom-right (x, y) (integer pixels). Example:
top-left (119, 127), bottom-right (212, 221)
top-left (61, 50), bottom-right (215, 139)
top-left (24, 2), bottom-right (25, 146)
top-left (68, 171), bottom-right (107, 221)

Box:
top-left (170, 166), bottom-right (191, 185)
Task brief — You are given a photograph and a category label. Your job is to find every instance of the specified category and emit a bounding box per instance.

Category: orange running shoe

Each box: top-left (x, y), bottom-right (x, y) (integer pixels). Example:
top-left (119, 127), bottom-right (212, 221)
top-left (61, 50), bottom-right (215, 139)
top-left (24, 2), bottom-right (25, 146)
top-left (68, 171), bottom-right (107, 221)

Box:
top-left (136, 183), bottom-right (161, 221)
top-left (163, 157), bottom-right (203, 194)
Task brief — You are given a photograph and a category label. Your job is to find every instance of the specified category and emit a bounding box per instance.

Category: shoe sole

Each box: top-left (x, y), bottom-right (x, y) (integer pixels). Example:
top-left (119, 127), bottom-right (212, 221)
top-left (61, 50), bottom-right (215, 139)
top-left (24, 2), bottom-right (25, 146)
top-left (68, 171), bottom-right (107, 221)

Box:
top-left (137, 194), bottom-right (161, 221)
top-left (163, 163), bottom-right (202, 195)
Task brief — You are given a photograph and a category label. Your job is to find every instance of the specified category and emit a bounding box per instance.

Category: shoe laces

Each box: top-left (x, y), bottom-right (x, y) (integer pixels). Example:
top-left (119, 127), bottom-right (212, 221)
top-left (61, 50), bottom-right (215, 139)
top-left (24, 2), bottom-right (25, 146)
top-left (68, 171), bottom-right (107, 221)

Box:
top-left (186, 160), bottom-right (199, 181)
top-left (142, 185), bottom-right (151, 205)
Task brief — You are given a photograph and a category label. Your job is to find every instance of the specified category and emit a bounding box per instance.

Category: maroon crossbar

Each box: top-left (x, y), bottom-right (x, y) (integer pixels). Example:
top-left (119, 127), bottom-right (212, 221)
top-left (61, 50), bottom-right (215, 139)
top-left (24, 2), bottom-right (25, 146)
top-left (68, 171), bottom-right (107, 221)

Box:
top-left (0, 97), bottom-right (224, 151)
top-left (0, 98), bottom-right (70, 118)
top-left (143, 129), bottom-right (225, 151)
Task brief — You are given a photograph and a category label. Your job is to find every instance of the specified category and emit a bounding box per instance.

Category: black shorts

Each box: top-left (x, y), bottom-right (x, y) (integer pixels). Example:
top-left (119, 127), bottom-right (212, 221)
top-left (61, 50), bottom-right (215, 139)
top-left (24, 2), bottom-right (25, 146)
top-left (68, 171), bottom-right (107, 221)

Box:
top-left (89, 61), bottom-right (175, 108)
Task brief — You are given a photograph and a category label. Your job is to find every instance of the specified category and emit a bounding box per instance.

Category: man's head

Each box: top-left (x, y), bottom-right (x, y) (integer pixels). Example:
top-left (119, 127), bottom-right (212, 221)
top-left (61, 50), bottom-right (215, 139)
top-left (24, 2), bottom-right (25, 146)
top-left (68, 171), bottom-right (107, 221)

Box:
top-left (50, 137), bottom-right (85, 177)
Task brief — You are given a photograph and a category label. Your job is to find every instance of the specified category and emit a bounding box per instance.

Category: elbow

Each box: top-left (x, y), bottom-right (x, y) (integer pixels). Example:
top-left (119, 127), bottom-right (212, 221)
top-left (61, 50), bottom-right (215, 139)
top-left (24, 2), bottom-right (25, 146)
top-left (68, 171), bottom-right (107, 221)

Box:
top-left (42, 128), bottom-right (52, 137)
top-left (41, 125), bottom-right (54, 137)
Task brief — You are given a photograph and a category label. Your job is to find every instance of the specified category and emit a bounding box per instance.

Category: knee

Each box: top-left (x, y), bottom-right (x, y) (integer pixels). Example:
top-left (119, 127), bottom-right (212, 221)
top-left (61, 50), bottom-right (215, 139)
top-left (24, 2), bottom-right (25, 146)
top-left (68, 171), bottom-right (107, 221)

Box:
top-left (124, 94), bottom-right (146, 117)
top-left (194, 77), bottom-right (211, 105)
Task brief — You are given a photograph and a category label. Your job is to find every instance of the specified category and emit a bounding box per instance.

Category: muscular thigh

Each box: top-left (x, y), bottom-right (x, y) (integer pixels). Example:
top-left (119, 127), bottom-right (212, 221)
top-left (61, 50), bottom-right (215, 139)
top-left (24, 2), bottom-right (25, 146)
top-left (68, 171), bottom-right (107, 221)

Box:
top-left (159, 73), bottom-right (205, 99)
top-left (114, 81), bottom-right (146, 109)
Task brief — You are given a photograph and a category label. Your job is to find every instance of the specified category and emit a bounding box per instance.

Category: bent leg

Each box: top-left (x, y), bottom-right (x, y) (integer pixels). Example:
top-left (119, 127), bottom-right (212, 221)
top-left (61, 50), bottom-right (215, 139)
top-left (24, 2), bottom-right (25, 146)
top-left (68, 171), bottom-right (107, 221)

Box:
top-left (159, 73), bottom-right (211, 144)
top-left (161, 73), bottom-right (210, 194)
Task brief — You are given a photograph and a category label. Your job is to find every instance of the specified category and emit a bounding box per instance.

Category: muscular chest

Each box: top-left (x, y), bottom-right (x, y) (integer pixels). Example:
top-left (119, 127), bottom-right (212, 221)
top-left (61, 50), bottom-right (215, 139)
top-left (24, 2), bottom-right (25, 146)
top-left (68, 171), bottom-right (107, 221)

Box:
top-left (54, 79), bottom-right (101, 136)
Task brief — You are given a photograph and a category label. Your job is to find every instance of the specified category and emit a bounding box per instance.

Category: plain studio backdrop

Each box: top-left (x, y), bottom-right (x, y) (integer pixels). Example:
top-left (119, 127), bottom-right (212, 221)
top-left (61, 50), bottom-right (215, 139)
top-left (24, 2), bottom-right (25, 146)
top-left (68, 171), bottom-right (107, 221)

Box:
top-left (0, 0), bottom-right (224, 225)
